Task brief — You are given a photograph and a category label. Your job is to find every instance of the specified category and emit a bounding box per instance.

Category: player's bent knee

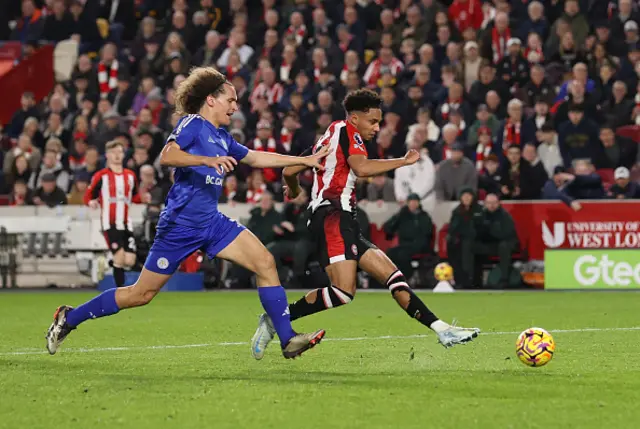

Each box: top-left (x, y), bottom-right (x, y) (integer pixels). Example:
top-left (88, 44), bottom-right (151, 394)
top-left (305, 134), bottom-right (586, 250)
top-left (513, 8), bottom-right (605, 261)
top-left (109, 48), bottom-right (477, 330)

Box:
top-left (123, 253), bottom-right (136, 268)
top-left (253, 252), bottom-right (277, 276)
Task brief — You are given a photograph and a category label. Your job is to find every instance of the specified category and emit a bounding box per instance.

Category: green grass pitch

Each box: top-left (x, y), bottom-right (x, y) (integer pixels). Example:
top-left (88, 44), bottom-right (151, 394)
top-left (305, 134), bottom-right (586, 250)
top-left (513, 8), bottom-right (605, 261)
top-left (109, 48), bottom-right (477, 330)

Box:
top-left (1, 291), bottom-right (640, 429)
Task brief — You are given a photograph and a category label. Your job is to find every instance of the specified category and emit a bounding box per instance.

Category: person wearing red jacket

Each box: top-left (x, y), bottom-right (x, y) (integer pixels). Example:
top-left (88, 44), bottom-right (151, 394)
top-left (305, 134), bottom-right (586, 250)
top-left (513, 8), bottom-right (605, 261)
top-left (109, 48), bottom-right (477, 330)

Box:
top-left (449, 0), bottom-right (483, 33)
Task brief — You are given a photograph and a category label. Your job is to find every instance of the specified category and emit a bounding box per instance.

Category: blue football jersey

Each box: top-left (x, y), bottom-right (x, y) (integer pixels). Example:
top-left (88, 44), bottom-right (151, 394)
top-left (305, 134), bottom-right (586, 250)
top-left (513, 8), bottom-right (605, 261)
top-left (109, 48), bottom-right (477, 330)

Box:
top-left (161, 114), bottom-right (249, 227)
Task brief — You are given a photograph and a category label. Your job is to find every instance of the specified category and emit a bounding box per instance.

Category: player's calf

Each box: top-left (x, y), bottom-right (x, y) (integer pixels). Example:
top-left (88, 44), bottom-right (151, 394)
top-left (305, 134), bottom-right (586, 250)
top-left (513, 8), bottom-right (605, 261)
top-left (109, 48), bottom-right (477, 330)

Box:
top-left (289, 286), bottom-right (354, 321)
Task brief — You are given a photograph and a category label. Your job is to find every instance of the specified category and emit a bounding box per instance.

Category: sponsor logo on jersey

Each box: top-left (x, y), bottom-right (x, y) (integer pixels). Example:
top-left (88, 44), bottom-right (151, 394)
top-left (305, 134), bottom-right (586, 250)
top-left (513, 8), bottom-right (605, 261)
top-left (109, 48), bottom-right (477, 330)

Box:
top-left (353, 133), bottom-right (365, 150)
top-left (205, 175), bottom-right (224, 186)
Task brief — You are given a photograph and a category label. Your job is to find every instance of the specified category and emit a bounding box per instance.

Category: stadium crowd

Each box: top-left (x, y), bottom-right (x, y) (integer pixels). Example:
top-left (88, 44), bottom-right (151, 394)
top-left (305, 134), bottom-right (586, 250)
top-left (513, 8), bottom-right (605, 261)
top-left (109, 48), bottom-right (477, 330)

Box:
top-left (1, 0), bottom-right (639, 287)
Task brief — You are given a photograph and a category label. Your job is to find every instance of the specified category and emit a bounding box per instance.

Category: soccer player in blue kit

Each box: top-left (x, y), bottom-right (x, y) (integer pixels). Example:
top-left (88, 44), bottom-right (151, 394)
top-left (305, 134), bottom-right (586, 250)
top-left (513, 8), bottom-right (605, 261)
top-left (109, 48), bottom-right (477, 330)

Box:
top-left (45, 67), bottom-right (329, 359)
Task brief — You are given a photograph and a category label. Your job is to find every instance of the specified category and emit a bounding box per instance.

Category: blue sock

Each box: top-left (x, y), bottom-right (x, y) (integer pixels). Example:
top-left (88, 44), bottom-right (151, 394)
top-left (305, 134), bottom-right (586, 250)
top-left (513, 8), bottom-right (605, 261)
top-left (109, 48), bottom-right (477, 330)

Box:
top-left (258, 286), bottom-right (296, 346)
top-left (66, 288), bottom-right (120, 327)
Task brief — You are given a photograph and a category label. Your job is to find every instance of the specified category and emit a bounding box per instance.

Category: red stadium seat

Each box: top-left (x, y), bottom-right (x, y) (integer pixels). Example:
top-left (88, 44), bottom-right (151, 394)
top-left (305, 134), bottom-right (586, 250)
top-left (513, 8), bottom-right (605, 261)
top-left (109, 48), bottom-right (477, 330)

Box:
top-left (616, 125), bottom-right (640, 142)
top-left (368, 224), bottom-right (397, 252)
top-left (596, 168), bottom-right (615, 190)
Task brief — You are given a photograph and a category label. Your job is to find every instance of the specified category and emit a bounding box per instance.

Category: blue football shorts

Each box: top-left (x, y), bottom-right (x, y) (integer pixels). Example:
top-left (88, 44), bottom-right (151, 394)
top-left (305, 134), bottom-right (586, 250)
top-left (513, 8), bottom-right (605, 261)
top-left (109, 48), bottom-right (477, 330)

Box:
top-left (144, 211), bottom-right (246, 274)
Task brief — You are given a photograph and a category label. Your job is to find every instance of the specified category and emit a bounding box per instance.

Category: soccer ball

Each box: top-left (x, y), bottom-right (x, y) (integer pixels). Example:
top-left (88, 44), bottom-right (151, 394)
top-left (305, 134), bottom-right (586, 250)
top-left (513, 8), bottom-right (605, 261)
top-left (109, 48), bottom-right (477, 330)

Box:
top-left (515, 327), bottom-right (555, 367)
top-left (434, 262), bottom-right (453, 282)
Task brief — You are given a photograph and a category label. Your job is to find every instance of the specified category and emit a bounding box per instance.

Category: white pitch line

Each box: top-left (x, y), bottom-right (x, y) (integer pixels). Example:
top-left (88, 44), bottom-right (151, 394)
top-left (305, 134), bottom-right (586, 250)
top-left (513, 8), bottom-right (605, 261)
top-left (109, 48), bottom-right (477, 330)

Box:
top-left (3, 327), bottom-right (640, 357)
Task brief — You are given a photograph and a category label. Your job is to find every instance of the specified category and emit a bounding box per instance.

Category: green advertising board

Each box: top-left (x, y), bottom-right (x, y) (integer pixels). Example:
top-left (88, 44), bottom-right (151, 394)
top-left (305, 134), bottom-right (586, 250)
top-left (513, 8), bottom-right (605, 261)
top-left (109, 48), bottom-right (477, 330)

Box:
top-left (545, 250), bottom-right (640, 289)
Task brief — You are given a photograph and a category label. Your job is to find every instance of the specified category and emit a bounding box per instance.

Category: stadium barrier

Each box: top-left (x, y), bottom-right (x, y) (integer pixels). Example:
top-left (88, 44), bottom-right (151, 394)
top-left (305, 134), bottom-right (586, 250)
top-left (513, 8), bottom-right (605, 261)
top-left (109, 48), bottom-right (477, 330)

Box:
top-left (0, 200), bottom-right (638, 287)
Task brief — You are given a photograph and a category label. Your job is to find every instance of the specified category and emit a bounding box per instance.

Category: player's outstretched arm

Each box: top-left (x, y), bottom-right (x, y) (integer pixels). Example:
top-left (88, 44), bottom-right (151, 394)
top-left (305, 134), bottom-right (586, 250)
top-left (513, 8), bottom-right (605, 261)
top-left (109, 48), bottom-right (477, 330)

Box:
top-left (242, 146), bottom-right (330, 170)
top-left (160, 142), bottom-right (237, 174)
top-left (348, 150), bottom-right (420, 178)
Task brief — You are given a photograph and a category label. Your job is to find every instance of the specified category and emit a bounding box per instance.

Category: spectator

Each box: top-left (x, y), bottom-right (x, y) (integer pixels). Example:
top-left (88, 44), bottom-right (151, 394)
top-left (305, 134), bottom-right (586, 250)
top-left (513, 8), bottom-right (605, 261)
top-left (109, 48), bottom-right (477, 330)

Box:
top-left (43, 113), bottom-right (71, 148)
top-left (497, 38), bottom-right (528, 94)
top-left (8, 92), bottom-right (38, 139)
top-left (602, 81), bottom-right (635, 129)
top-left (395, 130), bottom-right (437, 213)
top-left (478, 154), bottom-right (502, 195)
top-left (499, 144), bottom-right (547, 200)
top-left (363, 47), bottom-right (404, 88)
top-left (521, 143), bottom-right (550, 195)
top-left (544, 161), bottom-right (605, 206)
top-left (97, 43), bottom-right (123, 100)
top-left (609, 167), bottom-right (640, 199)
top-left (518, 1), bottom-right (549, 42)
top-left (219, 175), bottom-right (246, 204)
top-left (42, 0), bottom-right (74, 42)
top-left (522, 64), bottom-right (555, 107)
top-left (267, 190), bottom-right (313, 288)
top-left (523, 98), bottom-right (552, 144)
top-left (3, 134), bottom-right (42, 176)
top-left (383, 193), bottom-right (435, 280)
top-left (67, 172), bottom-right (90, 205)
top-left (467, 104), bottom-right (500, 150)
top-left (405, 108), bottom-right (440, 147)
top-left (536, 122), bottom-right (563, 177)
top-left (28, 149), bottom-right (70, 192)
top-left (474, 194), bottom-right (520, 288)
top-left (599, 124), bottom-right (638, 170)
top-left (10, 0), bottom-right (44, 43)
top-left (557, 103), bottom-right (602, 168)
top-left (435, 141), bottom-right (477, 201)
top-left (10, 180), bottom-right (34, 206)
top-left (5, 154), bottom-right (32, 190)
top-left (462, 41), bottom-right (482, 92)
top-left (366, 174), bottom-right (395, 203)
top-left (481, 12), bottom-right (511, 64)
top-left (447, 188), bottom-right (482, 288)
top-left (33, 173), bottom-right (68, 208)
top-left (496, 99), bottom-right (525, 156)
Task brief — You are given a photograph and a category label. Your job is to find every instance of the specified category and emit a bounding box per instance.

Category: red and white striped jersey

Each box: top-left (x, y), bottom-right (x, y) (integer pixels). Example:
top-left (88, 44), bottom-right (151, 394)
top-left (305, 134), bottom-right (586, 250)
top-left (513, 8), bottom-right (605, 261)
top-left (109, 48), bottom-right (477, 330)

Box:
top-left (84, 168), bottom-right (141, 231)
top-left (309, 120), bottom-right (368, 213)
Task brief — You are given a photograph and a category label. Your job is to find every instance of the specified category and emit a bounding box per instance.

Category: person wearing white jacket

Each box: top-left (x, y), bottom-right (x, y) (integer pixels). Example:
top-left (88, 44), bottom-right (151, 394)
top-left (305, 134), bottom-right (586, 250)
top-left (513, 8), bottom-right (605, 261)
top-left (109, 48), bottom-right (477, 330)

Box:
top-left (395, 124), bottom-right (437, 214)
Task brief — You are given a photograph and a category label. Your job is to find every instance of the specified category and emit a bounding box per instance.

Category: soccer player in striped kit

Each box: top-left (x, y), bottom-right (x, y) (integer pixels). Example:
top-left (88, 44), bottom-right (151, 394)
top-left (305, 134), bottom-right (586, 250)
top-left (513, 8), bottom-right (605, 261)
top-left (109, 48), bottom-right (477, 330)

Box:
top-left (84, 140), bottom-right (149, 288)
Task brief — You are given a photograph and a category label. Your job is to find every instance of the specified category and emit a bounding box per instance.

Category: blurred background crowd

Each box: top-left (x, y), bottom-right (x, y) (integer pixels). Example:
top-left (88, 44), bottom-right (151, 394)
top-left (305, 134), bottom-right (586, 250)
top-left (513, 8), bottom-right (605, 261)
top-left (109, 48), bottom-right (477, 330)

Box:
top-left (1, 0), bottom-right (639, 287)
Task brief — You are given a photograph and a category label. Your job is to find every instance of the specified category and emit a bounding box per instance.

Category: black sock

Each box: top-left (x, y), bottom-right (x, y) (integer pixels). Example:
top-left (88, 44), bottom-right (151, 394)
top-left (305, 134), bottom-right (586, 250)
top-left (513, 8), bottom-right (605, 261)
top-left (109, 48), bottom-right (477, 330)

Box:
top-left (289, 286), bottom-right (353, 321)
top-left (387, 270), bottom-right (438, 327)
top-left (113, 266), bottom-right (125, 288)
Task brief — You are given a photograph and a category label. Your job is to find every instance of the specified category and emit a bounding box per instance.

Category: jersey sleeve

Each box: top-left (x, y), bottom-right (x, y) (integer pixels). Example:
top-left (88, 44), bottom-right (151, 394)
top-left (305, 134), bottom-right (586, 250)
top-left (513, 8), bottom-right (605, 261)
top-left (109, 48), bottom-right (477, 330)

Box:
top-left (83, 170), bottom-right (104, 205)
top-left (339, 125), bottom-right (368, 159)
top-left (226, 133), bottom-right (249, 161)
top-left (167, 115), bottom-right (203, 150)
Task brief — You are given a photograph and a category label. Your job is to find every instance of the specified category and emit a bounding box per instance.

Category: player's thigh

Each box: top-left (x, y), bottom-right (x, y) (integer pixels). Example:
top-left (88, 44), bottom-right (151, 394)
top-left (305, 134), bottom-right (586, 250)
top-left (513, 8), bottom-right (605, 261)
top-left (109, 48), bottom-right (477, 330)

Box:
top-left (215, 228), bottom-right (276, 274)
top-left (359, 247), bottom-right (399, 285)
top-left (123, 251), bottom-right (136, 267)
top-left (112, 248), bottom-right (126, 265)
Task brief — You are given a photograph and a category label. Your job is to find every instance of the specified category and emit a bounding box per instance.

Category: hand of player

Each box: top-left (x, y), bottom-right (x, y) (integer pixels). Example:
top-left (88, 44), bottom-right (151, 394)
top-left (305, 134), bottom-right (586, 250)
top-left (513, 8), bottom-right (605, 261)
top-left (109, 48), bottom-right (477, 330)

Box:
top-left (203, 156), bottom-right (237, 175)
top-left (303, 145), bottom-right (330, 170)
top-left (88, 199), bottom-right (100, 209)
top-left (283, 185), bottom-right (300, 200)
top-left (403, 149), bottom-right (420, 166)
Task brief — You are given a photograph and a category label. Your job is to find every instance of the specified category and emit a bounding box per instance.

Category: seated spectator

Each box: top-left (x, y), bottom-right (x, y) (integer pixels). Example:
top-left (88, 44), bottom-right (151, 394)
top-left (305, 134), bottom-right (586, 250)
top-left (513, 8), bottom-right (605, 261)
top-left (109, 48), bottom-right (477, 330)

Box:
top-left (67, 172), bottom-right (90, 205)
top-left (267, 190), bottom-right (313, 288)
top-left (8, 92), bottom-right (38, 139)
top-left (520, 143), bottom-right (549, 197)
top-left (10, 0), bottom-right (44, 43)
top-left (497, 38), bottom-right (529, 94)
top-left (447, 188), bottom-right (482, 288)
top-left (227, 192), bottom-right (280, 288)
top-left (543, 161), bottom-right (605, 209)
top-left (522, 64), bottom-right (555, 106)
top-left (522, 98), bottom-right (552, 144)
top-left (609, 167), bottom-right (640, 199)
top-left (601, 81), bottom-right (635, 129)
top-left (10, 180), bottom-right (34, 206)
top-left (478, 154), bottom-right (502, 195)
top-left (435, 141), bottom-right (478, 201)
top-left (33, 173), bottom-right (68, 208)
top-left (5, 154), bottom-right (32, 191)
top-left (467, 104), bottom-right (500, 152)
top-left (496, 99), bottom-right (524, 157)
top-left (499, 144), bottom-right (547, 200)
top-left (599, 124), bottom-right (637, 169)
top-left (383, 194), bottom-right (434, 280)
top-left (473, 193), bottom-right (519, 288)
top-left (536, 122), bottom-right (563, 176)
top-left (557, 103), bottom-right (602, 168)
top-left (366, 174), bottom-right (395, 203)
top-left (28, 149), bottom-right (70, 192)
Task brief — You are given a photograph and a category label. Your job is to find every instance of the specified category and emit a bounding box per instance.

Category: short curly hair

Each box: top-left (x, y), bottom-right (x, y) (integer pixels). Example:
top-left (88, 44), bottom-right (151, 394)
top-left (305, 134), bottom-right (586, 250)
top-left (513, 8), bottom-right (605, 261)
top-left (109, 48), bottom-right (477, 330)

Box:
top-left (342, 88), bottom-right (382, 114)
top-left (175, 67), bottom-right (229, 115)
